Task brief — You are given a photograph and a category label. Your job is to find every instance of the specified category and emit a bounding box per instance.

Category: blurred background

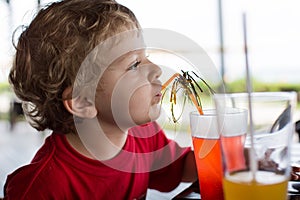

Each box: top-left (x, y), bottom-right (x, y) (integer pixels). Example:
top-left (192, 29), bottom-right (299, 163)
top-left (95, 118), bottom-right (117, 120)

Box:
top-left (0, 0), bottom-right (300, 197)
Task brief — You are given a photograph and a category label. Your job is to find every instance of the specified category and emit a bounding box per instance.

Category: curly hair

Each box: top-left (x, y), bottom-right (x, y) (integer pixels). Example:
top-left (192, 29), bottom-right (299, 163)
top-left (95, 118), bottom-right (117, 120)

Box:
top-left (9, 0), bottom-right (140, 133)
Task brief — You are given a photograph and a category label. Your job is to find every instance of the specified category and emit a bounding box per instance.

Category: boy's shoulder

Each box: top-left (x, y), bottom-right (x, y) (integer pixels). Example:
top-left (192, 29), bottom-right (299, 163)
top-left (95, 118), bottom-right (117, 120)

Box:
top-left (4, 134), bottom-right (68, 199)
top-left (4, 161), bottom-right (49, 199)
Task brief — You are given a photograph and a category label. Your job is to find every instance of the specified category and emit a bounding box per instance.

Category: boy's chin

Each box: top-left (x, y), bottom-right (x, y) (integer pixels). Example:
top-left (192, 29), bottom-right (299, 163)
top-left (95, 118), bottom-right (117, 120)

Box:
top-left (148, 105), bottom-right (161, 121)
top-left (130, 111), bottom-right (160, 127)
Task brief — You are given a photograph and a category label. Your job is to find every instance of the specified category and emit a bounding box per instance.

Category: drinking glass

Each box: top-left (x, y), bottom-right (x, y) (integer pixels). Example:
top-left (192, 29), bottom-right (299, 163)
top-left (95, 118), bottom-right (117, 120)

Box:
top-left (189, 108), bottom-right (248, 200)
top-left (214, 92), bottom-right (297, 200)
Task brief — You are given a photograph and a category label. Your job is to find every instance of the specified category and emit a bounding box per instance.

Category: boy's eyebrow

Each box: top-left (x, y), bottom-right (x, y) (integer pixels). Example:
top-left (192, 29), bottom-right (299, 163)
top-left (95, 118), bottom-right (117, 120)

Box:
top-left (115, 49), bottom-right (145, 63)
top-left (108, 51), bottom-right (136, 68)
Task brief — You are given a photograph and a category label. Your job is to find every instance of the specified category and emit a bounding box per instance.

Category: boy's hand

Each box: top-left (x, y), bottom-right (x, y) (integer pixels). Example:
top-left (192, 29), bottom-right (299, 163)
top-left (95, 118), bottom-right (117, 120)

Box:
top-left (181, 151), bottom-right (198, 182)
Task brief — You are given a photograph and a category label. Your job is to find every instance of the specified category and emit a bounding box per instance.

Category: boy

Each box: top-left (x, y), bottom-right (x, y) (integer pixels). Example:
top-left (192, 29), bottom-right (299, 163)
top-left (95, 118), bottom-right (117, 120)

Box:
top-left (4, 0), bottom-right (197, 199)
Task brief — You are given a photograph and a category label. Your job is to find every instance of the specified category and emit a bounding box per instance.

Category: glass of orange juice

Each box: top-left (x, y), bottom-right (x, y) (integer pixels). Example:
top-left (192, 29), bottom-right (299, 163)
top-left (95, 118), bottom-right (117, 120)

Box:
top-left (214, 92), bottom-right (297, 200)
top-left (189, 108), bottom-right (247, 200)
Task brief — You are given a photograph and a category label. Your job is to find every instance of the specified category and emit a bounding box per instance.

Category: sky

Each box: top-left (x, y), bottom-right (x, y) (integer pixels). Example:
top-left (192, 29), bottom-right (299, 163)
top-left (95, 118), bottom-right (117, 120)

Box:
top-left (1, 0), bottom-right (300, 83)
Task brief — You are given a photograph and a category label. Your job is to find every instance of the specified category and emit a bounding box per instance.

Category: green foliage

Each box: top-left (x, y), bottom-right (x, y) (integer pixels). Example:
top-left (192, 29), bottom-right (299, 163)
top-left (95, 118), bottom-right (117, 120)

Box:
top-left (0, 82), bottom-right (10, 93)
top-left (225, 78), bottom-right (300, 93)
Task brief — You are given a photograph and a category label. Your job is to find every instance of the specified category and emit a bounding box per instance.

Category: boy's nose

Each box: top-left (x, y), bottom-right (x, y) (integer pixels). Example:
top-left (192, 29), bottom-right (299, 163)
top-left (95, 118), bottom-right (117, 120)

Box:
top-left (148, 63), bottom-right (162, 83)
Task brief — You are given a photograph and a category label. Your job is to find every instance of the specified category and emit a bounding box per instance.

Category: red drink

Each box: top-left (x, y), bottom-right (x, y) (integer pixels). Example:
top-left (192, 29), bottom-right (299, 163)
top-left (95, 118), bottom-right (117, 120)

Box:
top-left (221, 134), bottom-right (246, 172)
top-left (190, 109), bottom-right (247, 200)
top-left (192, 137), bottom-right (224, 200)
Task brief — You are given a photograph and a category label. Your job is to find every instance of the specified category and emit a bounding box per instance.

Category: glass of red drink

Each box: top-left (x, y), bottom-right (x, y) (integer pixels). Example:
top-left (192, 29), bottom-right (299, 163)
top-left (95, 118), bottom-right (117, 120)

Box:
top-left (190, 108), bottom-right (248, 200)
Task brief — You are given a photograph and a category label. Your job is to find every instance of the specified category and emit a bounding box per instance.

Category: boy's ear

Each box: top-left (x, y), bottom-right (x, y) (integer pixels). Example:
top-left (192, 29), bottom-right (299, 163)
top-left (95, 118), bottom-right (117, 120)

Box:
top-left (62, 87), bottom-right (97, 119)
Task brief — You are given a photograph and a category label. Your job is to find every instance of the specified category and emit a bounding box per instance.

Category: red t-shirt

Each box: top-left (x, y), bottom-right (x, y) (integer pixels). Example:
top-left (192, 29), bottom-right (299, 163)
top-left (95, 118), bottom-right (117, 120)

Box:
top-left (4, 122), bottom-right (190, 199)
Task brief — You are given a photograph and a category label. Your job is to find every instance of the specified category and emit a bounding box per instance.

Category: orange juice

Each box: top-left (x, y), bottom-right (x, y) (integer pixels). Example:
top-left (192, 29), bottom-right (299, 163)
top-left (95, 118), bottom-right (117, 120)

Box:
top-left (223, 171), bottom-right (288, 200)
top-left (192, 137), bottom-right (223, 200)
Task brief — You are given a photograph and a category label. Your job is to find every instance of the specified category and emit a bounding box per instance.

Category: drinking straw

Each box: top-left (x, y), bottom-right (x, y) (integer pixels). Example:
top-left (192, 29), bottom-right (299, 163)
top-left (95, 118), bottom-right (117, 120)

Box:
top-left (243, 12), bottom-right (257, 181)
top-left (161, 73), bottom-right (180, 91)
top-left (161, 73), bottom-right (204, 116)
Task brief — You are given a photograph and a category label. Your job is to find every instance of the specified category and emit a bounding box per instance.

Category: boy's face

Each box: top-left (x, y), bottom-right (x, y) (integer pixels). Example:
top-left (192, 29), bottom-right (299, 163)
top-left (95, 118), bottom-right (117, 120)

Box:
top-left (95, 49), bottom-right (162, 129)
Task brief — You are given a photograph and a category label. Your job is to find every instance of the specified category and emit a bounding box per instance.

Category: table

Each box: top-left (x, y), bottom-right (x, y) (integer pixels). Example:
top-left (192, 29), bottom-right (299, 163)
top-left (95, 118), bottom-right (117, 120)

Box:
top-left (146, 143), bottom-right (300, 200)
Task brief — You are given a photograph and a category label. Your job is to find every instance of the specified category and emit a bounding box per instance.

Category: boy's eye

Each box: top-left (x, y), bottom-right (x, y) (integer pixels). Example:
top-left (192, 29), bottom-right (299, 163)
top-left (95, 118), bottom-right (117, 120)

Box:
top-left (128, 60), bottom-right (141, 71)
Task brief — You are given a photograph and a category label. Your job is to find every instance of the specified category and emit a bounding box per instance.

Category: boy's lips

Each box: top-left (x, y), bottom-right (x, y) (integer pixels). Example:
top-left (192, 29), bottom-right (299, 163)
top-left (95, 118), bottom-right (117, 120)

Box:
top-left (153, 91), bottom-right (162, 103)
top-left (152, 83), bottom-right (162, 104)
top-left (155, 92), bottom-right (162, 97)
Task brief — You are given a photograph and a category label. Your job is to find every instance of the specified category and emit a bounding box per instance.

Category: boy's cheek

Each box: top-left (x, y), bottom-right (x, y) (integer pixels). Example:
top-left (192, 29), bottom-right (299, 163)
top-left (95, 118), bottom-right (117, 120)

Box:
top-left (128, 89), bottom-right (157, 122)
